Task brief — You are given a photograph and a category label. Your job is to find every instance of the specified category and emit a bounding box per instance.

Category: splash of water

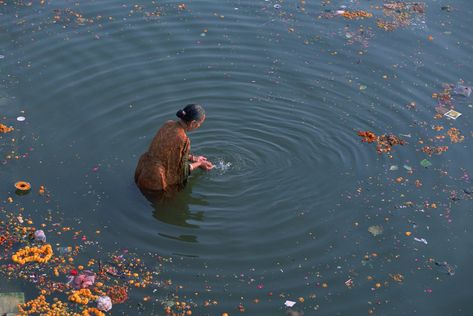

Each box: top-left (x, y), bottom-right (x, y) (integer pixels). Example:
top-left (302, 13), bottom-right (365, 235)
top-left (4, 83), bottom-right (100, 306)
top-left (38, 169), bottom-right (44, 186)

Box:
top-left (213, 159), bottom-right (232, 173)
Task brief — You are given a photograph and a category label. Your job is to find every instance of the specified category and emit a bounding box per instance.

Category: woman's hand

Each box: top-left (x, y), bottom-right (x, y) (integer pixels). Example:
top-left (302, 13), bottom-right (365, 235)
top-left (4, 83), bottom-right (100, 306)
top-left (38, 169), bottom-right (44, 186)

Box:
top-left (189, 155), bottom-right (208, 163)
top-left (195, 155), bottom-right (208, 163)
top-left (199, 160), bottom-right (214, 171)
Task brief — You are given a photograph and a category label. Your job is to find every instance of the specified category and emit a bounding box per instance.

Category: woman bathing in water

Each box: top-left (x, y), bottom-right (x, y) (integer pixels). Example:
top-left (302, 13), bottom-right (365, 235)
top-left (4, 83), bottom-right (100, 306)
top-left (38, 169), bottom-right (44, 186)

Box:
top-left (134, 104), bottom-right (214, 197)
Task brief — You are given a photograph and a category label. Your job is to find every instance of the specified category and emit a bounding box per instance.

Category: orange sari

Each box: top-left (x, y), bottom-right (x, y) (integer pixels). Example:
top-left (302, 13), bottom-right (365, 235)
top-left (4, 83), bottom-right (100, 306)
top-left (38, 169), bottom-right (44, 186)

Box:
top-left (134, 121), bottom-right (190, 192)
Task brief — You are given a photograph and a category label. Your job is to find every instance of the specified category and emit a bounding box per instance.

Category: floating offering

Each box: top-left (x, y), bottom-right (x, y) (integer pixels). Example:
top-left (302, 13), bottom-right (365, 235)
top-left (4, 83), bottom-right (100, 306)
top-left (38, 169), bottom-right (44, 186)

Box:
top-left (421, 146), bottom-right (448, 156)
top-left (446, 127), bottom-right (464, 143)
top-left (358, 131), bottom-right (406, 154)
top-left (341, 10), bottom-right (373, 19)
top-left (68, 288), bottom-right (97, 305)
top-left (15, 181), bottom-right (31, 192)
top-left (12, 244), bottom-right (53, 265)
top-left (83, 307), bottom-right (106, 316)
top-left (444, 109), bottom-right (462, 119)
top-left (0, 124), bottom-right (14, 133)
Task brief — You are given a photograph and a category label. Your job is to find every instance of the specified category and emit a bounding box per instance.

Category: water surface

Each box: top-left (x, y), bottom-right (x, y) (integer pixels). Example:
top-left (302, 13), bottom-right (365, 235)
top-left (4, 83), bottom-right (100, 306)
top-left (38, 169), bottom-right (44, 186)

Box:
top-left (1, 0), bottom-right (473, 315)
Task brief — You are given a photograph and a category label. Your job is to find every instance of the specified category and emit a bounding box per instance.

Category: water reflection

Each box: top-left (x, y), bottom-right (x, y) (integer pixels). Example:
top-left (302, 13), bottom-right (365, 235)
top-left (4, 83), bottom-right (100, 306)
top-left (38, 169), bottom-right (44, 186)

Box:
top-left (139, 183), bottom-right (207, 243)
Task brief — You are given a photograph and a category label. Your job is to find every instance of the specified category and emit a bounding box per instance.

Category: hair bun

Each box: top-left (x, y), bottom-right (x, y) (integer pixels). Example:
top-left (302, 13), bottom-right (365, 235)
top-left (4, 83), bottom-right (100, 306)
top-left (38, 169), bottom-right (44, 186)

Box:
top-left (176, 109), bottom-right (186, 118)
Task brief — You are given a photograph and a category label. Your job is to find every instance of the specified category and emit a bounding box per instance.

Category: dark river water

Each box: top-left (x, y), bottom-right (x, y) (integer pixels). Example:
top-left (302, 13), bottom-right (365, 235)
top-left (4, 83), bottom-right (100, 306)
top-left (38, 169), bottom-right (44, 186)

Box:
top-left (1, 0), bottom-right (473, 315)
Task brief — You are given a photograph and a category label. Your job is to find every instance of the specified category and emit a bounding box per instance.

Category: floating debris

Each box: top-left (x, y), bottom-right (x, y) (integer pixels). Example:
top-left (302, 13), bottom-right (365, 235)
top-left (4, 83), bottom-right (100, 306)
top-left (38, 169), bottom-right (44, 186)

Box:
top-left (444, 109), bottom-right (462, 120)
top-left (434, 261), bottom-right (457, 276)
top-left (377, 2), bottom-right (426, 31)
top-left (368, 225), bottom-right (383, 236)
top-left (414, 237), bottom-right (428, 245)
top-left (421, 146), bottom-right (448, 156)
top-left (284, 300), bottom-right (296, 307)
top-left (453, 85), bottom-right (472, 97)
top-left (446, 128), bottom-right (464, 143)
top-left (358, 131), bottom-right (406, 155)
top-left (340, 10), bottom-right (373, 19)
top-left (420, 159), bottom-right (432, 168)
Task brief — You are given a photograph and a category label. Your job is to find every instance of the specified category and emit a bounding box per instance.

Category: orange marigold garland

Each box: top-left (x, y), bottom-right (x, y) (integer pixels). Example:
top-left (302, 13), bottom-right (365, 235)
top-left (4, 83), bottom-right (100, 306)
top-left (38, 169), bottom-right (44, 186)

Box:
top-left (12, 244), bottom-right (53, 265)
top-left (82, 307), bottom-right (106, 316)
top-left (68, 288), bottom-right (98, 305)
top-left (17, 295), bottom-right (50, 315)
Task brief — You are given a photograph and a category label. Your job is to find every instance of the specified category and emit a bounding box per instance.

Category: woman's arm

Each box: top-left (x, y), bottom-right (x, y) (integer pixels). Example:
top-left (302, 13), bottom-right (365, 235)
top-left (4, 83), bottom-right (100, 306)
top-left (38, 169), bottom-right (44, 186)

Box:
top-left (189, 160), bottom-right (214, 172)
top-left (189, 154), bottom-right (207, 163)
top-left (189, 161), bottom-right (201, 172)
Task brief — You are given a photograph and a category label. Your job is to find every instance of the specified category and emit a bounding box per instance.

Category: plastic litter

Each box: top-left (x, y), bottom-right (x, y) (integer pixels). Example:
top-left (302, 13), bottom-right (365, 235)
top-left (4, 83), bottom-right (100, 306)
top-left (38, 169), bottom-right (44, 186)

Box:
top-left (453, 85), bottom-right (472, 97)
top-left (71, 270), bottom-right (95, 289)
top-left (414, 237), bottom-right (428, 245)
top-left (420, 159), bottom-right (432, 168)
top-left (57, 247), bottom-right (71, 255)
top-left (284, 300), bottom-right (296, 307)
top-left (97, 296), bottom-right (113, 312)
top-left (16, 116), bottom-right (26, 122)
top-left (434, 261), bottom-right (456, 276)
top-left (34, 230), bottom-right (46, 242)
top-left (444, 109), bottom-right (462, 119)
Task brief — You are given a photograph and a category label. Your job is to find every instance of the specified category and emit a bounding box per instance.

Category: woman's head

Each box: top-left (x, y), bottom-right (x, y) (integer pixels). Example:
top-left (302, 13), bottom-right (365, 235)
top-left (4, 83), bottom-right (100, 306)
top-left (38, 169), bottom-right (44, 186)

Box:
top-left (176, 104), bottom-right (206, 130)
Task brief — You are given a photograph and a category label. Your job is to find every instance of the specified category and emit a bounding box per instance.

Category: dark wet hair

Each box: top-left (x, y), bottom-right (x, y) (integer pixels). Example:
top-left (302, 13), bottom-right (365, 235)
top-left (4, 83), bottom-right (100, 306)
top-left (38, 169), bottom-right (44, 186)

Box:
top-left (176, 104), bottom-right (205, 122)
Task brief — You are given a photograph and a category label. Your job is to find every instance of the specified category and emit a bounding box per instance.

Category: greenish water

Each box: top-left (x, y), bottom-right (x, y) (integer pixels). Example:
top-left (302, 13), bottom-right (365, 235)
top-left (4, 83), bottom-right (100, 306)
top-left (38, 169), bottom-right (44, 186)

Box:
top-left (1, 0), bottom-right (473, 315)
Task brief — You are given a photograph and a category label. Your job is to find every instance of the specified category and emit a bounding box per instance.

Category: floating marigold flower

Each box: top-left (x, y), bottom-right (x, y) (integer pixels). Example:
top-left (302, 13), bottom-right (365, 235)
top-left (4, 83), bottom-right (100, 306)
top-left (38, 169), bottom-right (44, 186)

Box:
top-left (447, 128), bottom-right (464, 143)
top-left (358, 130), bottom-right (377, 143)
top-left (68, 288), bottom-right (98, 305)
top-left (390, 273), bottom-right (405, 282)
top-left (38, 185), bottom-right (46, 195)
top-left (421, 145), bottom-right (448, 156)
top-left (0, 123), bottom-right (14, 133)
top-left (341, 10), bottom-right (373, 19)
top-left (358, 131), bottom-right (406, 155)
top-left (107, 285), bottom-right (128, 304)
top-left (82, 307), bottom-right (106, 316)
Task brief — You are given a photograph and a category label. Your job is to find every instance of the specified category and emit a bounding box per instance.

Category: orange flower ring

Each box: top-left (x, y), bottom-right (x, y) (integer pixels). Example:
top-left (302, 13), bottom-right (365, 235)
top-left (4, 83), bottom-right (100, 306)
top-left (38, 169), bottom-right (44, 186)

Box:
top-left (15, 181), bottom-right (31, 191)
top-left (12, 244), bottom-right (53, 265)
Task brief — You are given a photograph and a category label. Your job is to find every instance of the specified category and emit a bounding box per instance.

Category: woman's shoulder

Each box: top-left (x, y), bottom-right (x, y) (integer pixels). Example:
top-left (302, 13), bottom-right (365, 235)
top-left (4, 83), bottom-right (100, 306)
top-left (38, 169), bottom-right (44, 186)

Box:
top-left (160, 121), bottom-right (188, 140)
